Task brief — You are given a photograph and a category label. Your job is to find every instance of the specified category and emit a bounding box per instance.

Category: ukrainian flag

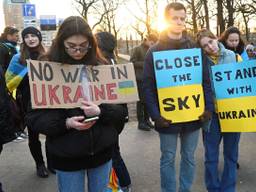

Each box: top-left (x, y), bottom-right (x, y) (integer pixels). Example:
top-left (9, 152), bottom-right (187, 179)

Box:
top-left (118, 80), bottom-right (136, 95)
top-left (5, 54), bottom-right (28, 92)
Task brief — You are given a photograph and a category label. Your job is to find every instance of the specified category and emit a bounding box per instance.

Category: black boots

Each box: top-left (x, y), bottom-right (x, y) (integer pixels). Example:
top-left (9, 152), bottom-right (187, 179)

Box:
top-left (145, 119), bottom-right (154, 129)
top-left (137, 102), bottom-right (154, 131)
top-left (36, 164), bottom-right (49, 178)
top-left (138, 122), bottom-right (151, 131)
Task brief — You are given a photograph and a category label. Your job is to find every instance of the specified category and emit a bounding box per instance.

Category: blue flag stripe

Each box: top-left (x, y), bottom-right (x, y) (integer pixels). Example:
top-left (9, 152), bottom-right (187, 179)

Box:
top-left (7, 62), bottom-right (28, 76)
top-left (118, 81), bottom-right (134, 88)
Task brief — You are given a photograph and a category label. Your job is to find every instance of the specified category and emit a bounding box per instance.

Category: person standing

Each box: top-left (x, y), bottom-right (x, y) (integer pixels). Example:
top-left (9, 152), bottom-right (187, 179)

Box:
top-left (143, 3), bottom-right (206, 192)
top-left (96, 31), bottom-right (132, 192)
top-left (0, 65), bottom-right (16, 192)
top-left (196, 28), bottom-right (241, 192)
top-left (0, 26), bottom-right (27, 141)
top-left (0, 26), bottom-right (19, 72)
top-left (219, 26), bottom-right (249, 170)
top-left (130, 34), bottom-right (158, 131)
top-left (26, 16), bottom-right (127, 192)
top-left (6, 26), bottom-right (50, 178)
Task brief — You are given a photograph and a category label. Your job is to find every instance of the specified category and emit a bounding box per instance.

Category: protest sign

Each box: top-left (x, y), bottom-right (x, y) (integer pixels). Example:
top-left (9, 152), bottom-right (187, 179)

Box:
top-left (211, 60), bottom-right (256, 132)
top-left (27, 60), bottom-right (139, 108)
top-left (153, 48), bottom-right (204, 123)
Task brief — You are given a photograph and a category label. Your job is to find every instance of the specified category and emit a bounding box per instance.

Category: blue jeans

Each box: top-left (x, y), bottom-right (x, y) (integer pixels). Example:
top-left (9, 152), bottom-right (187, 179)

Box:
top-left (203, 114), bottom-right (240, 192)
top-left (56, 160), bottom-right (112, 192)
top-left (159, 129), bottom-right (200, 192)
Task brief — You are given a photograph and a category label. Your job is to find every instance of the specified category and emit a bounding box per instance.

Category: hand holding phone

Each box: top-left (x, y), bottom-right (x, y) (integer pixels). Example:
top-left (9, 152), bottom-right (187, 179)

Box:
top-left (83, 116), bottom-right (99, 123)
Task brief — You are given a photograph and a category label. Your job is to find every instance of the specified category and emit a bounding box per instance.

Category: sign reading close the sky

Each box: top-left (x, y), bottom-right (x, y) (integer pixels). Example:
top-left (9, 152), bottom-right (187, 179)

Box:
top-left (27, 60), bottom-right (139, 108)
top-left (211, 60), bottom-right (256, 132)
top-left (153, 48), bottom-right (204, 123)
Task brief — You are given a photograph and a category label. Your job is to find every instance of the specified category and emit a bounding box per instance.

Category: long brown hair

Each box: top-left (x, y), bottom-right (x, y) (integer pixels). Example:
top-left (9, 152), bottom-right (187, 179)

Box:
top-left (46, 16), bottom-right (106, 65)
top-left (219, 26), bottom-right (245, 55)
top-left (19, 42), bottom-right (45, 64)
top-left (0, 27), bottom-right (19, 41)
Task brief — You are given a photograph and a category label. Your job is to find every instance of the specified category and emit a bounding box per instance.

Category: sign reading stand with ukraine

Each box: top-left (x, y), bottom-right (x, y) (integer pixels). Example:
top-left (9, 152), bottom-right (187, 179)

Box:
top-left (153, 48), bottom-right (204, 123)
top-left (27, 60), bottom-right (138, 109)
top-left (211, 60), bottom-right (256, 132)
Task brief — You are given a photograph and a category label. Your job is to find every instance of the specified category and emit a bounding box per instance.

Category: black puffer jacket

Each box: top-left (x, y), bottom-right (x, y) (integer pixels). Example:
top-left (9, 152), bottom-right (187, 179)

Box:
top-left (26, 104), bottom-right (126, 171)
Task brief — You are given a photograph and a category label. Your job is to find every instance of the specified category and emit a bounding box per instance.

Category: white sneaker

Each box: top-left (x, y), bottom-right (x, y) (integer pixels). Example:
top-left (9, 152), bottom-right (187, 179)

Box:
top-left (121, 186), bottom-right (131, 192)
top-left (20, 132), bottom-right (28, 139)
top-left (13, 136), bottom-right (25, 142)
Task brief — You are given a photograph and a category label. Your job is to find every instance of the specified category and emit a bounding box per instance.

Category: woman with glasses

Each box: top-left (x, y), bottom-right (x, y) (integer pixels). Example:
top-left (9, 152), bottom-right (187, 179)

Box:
top-left (196, 29), bottom-right (241, 192)
top-left (26, 16), bottom-right (126, 192)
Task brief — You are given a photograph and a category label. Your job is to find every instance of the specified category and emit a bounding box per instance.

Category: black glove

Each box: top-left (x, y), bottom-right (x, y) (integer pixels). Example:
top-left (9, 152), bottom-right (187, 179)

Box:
top-left (199, 110), bottom-right (212, 122)
top-left (155, 116), bottom-right (172, 128)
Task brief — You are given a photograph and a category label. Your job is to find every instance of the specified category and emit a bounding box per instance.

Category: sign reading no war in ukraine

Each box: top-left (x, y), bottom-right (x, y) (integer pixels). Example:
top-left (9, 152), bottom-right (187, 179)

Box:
top-left (27, 60), bottom-right (139, 109)
top-left (211, 60), bottom-right (256, 132)
top-left (153, 48), bottom-right (204, 123)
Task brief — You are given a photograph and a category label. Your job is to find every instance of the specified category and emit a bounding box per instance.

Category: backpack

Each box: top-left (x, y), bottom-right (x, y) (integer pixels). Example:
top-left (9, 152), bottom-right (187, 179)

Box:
top-left (0, 90), bottom-right (17, 144)
top-left (7, 91), bottom-right (25, 133)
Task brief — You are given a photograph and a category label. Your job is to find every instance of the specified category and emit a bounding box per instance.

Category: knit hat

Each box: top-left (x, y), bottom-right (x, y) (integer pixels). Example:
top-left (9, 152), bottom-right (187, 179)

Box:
top-left (21, 27), bottom-right (42, 42)
top-left (246, 44), bottom-right (254, 51)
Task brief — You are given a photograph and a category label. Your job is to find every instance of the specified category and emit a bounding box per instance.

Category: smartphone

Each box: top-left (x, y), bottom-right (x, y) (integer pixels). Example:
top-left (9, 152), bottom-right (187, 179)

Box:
top-left (83, 116), bottom-right (99, 123)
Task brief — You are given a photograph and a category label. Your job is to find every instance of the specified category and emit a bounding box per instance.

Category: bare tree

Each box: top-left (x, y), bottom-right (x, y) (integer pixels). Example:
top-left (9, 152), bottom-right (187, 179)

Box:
top-left (92, 0), bottom-right (120, 30)
top-left (131, 22), bottom-right (146, 41)
top-left (216, 0), bottom-right (225, 35)
top-left (246, 0), bottom-right (256, 13)
top-left (74, 0), bottom-right (100, 21)
top-left (236, 1), bottom-right (255, 41)
top-left (125, 0), bottom-right (158, 37)
top-left (202, 0), bottom-right (210, 29)
top-left (223, 0), bottom-right (236, 27)
top-left (184, 0), bottom-right (202, 34)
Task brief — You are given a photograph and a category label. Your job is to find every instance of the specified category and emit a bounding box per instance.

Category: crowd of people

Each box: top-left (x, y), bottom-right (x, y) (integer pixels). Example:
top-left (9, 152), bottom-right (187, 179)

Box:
top-left (0, 2), bottom-right (256, 192)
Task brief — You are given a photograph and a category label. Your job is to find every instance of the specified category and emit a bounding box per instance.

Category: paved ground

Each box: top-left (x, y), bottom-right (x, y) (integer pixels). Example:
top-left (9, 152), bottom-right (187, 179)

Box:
top-left (1, 104), bottom-right (256, 192)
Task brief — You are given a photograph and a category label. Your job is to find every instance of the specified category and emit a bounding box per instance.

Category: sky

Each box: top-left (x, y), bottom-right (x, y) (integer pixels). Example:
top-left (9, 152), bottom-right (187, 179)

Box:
top-left (0, 0), bottom-right (78, 32)
top-left (0, 0), bottom-right (167, 38)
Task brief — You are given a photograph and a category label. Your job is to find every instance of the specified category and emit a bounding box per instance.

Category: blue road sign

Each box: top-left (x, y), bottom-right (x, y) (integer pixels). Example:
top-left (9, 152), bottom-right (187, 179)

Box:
top-left (23, 4), bottom-right (36, 17)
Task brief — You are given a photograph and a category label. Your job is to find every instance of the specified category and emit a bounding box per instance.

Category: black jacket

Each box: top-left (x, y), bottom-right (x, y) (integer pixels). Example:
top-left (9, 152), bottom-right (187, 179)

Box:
top-left (26, 104), bottom-right (126, 171)
top-left (130, 43), bottom-right (149, 81)
top-left (16, 51), bottom-right (40, 115)
top-left (0, 40), bottom-right (17, 72)
top-left (25, 59), bottom-right (127, 170)
top-left (0, 65), bottom-right (16, 144)
top-left (143, 31), bottom-right (206, 134)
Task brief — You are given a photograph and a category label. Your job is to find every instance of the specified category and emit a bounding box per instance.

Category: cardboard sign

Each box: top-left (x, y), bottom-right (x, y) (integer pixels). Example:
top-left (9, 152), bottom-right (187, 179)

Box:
top-left (211, 60), bottom-right (256, 132)
top-left (27, 60), bottom-right (139, 108)
top-left (153, 48), bottom-right (204, 123)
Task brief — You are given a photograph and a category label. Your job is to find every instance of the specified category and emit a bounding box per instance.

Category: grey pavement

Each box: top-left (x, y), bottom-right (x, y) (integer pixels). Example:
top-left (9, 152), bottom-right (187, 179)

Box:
top-left (1, 105), bottom-right (256, 192)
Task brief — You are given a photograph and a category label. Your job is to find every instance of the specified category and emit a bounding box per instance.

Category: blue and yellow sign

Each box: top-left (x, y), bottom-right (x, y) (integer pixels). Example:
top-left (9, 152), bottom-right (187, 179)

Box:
top-left (153, 48), bottom-right (204, 123)
top-left (211, 60), bottom-right (256, 132)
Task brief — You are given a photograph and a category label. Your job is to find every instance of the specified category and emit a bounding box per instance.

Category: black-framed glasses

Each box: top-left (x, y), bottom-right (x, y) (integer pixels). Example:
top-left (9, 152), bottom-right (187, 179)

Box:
top-left (65, 44), bottom-right (91, 54)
